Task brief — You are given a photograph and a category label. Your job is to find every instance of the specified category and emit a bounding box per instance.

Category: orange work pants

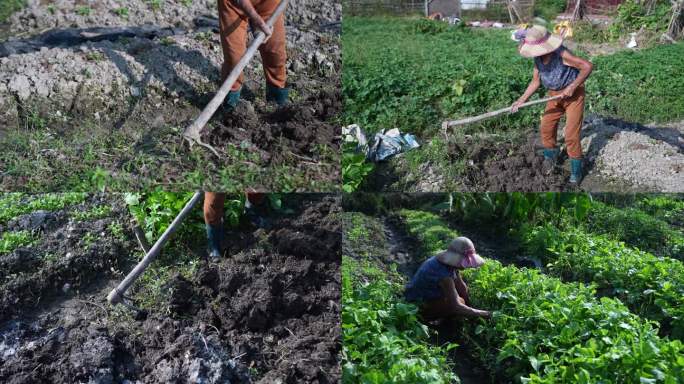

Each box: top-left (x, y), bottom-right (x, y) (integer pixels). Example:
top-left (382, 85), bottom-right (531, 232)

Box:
top-left (217, 0), bottom-right (287, 90)
top-left (204, 192), bottom-right (225, 226)
top-left (540, 85), bottom-right (585, 159)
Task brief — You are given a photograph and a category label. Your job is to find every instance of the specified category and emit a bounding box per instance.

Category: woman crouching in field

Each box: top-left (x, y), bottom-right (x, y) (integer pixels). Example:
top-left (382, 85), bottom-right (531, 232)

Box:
top-left (404, 237), bottom-right (491, 321)
top-left (511, 25), bottom-right (593, 184)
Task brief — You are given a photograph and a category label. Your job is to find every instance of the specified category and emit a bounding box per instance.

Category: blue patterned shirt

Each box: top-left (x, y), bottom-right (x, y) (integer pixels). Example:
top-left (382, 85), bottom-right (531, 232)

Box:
top-left (534, 46), bottom-right (579, 91)
top-left (405, 256), bottom-right (456, 302)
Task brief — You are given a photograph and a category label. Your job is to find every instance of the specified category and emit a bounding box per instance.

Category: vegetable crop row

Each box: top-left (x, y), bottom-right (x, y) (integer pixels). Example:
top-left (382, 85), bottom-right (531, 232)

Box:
top-left (398, 209), bottom-right (684, 383)
top-left (522, 224), bottom-right (684, 340)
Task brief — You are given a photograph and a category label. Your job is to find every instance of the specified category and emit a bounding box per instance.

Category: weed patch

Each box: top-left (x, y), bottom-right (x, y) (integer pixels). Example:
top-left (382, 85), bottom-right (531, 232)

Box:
top-left (0, 231), bottom-right (37, 255)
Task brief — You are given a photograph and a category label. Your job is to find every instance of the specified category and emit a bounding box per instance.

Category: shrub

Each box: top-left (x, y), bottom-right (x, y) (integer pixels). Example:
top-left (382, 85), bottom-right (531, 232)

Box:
top-left (585, 201), bottom-right (683, 259)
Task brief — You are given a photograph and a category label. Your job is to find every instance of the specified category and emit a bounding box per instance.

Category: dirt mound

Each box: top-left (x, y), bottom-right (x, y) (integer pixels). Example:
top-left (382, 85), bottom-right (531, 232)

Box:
top-left (206, 87), bottom-right (341, 162)
top-left (580, 116), bottom-right (684, 192)
top-left (450, 134), bottom-right (573, 192)
top-left (193, 197), bottom-right (341, 383)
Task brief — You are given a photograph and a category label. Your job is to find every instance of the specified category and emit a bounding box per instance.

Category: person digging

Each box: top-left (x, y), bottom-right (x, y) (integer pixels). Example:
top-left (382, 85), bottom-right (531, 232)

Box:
top-left (405, 237), bottom-right (491, 321)
top-left (219, 0), bottom-right (289, 108)
top-left (510, 25), bottom-right (593, 184)
top-left (204, 191), bottom-right (268, 259)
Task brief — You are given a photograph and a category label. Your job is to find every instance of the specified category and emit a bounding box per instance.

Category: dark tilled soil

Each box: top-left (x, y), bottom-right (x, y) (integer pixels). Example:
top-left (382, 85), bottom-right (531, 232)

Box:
top-left (0, 196), bottom-right (133, 325)
top-left (450, 134), bottom-right (574, 192)
top-left (0, 196), bottom-right (341, 384)
top-left (206, 87), bottom-right (341, 164)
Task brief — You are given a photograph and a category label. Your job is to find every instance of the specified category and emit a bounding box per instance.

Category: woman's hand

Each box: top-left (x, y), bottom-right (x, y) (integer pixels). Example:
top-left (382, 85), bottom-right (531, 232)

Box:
top-left (560, 84), bottom-right (577, 99)
top-left (510, 99), bottom-right (525, 113)
top-left (251, 15), bottom-right (273, 42)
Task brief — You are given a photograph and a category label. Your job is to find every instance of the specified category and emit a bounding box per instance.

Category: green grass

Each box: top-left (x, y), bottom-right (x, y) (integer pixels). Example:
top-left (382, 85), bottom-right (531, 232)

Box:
top-left (134, 259), bottom-right (199, 313)
top-left (0, 0), bottom-right (25, 23)
top-left (0, 120), bottom-right (338, 192)
top-left (75, 6), bottom-right (91, 16)
top-left (0, 230), bottom-right (37, 255)
top-left (0, 193), bottom-right (87, 224)
top-left (343, 16), bottom-right (684, 138)
top-left (399, 209), bottom-right (457, 254)
top-left (107, 221), bottom-right (126, 241)
top-left (72, 205), bottom-right (113, 221)
top-left (533, 0), bottom-right (566, 21)
top-left (636, 195), bottom-right (684, 227)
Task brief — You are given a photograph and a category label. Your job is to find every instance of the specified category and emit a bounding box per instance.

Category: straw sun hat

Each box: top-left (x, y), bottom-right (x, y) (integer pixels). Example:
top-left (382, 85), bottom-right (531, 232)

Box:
top-left (437, 237), bottom-right (485, 269)
top-left (517, 25), bottom-right (563, 58)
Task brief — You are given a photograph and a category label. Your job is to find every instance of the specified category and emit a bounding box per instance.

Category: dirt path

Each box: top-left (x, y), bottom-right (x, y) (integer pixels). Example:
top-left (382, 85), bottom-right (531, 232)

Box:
top-left (1, 195), bottom-right (341, 383)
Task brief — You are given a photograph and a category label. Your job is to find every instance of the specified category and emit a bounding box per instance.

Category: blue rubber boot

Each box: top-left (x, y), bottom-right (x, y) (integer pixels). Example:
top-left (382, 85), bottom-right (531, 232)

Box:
top-left (570, 158), bottom-right (583, 184)
top-left (225, 89), bottom-right (241, 110)
top-left (542, 148), bottom-right (559, 175)
top-left (206, 223), bottom-right (224, 259)
top-left (265, 84), bottom-right (289, 106)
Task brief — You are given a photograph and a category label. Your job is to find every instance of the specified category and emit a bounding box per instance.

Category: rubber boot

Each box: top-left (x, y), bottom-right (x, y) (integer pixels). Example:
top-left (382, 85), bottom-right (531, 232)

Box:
top-left (206, 223), bottom-right (224, 259)
top-left (265, 83), bottom-right (289, 106)
top-left (225, 89), bottom-right (241, 110)
top-left (244, 199), bottom-right (268, 229)
top-left (542, 148), bottom-right (559, 175)
top-left (569, 158), bottom-right (583, 184)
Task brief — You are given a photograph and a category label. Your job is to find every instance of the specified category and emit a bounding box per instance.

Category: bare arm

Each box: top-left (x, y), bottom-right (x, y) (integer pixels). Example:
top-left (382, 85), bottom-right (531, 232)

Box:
top-left (439, 278), bottom-right (490, 318)
top-left (560, 49), bottom-right (593, 98)
top-left (453, 272), bottom-right (469, 305)
top-left (231, 0), bottom-right (273, 40)
top-left (511, 66), bottom-right (541, 112)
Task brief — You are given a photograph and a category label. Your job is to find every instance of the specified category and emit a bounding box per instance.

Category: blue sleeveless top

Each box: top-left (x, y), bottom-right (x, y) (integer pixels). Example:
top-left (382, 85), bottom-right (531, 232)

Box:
top-left (534, 46), bottom-right (579, 91)
top-left (405, 256), bottom-right (456, 302)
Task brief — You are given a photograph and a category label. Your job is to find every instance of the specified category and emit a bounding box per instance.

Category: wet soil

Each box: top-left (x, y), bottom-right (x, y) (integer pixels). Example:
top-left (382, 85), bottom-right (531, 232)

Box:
top-left (0, 195), bottom-right (341, 383)
top-left (206, 87), bottom-right (341, 163)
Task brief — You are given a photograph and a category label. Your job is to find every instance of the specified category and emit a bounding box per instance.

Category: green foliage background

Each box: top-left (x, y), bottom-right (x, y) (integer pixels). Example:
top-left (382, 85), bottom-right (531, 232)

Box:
top-left (343, 16), bottom-right (684, 138)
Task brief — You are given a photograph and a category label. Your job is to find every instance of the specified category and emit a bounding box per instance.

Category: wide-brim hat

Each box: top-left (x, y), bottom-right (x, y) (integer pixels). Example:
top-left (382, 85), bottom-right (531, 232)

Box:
top-left (436, 237), bottom-right (485, 269)
top-left (518, 25), bottom-right (563, 58)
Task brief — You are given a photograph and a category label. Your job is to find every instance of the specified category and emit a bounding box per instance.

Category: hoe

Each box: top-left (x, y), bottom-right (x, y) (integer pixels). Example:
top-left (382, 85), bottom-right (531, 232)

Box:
top-left (440, 94), bottom-right (561, 139)
top-left (106, 191), bottom-right (203, 315)
top-left (182, 0), bottom-right (289, 156)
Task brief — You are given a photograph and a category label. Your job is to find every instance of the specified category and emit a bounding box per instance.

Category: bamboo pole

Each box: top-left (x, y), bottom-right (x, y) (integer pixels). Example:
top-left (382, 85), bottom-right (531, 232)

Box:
top-left (441, 95), bottom-right (562, 136)
top-left (107, 191), bottom-right (203, 305)
top-left (182, 0), bottom-right (289, 156)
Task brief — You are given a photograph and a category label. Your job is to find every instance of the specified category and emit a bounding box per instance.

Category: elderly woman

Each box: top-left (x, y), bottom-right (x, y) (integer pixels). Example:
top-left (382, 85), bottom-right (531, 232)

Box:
top-left (405, 237), bottom-right (491, 320)
top-left (511, 25), bottom-right (593, 184)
